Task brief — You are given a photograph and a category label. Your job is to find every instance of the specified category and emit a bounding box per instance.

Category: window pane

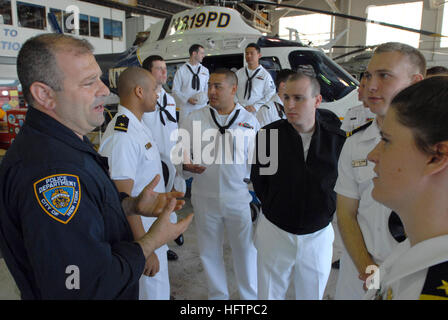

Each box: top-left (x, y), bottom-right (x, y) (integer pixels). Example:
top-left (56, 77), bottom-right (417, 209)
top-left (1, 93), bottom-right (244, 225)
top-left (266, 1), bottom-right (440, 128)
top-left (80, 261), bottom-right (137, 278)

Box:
top-left (17, 1), bottom-right (46, 30)
top-left (104, 18), bottom-right (112, 40)
top-left (104, 18), bottom-right (122, 40)
top-left (0, 0), bottom-right (12, 25)
top-left (441, 3), bottom-right (448, 47)
top-left (80, 14), bottom-right (89, 36)
top-left (366, 2), bottom-right (423, 48)
top-left (112, 20), bottom-right (122, 40)
top-left (90, 16), bottom-right (99, 37)
top-left (279, 14), bottom-right (332, 47)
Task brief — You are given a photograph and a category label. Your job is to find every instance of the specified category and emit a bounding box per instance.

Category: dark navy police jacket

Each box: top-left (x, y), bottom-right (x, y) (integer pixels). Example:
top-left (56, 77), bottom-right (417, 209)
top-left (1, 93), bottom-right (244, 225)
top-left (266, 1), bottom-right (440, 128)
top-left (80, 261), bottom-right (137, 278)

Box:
top-left (0, 107), bottom-right (145, 299)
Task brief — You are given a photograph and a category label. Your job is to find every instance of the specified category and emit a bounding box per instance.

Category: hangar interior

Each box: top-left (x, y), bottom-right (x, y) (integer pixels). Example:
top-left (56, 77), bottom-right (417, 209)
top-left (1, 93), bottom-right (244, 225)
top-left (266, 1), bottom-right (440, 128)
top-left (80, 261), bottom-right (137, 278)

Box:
top-left (0, 0), bottom-right (446, 300)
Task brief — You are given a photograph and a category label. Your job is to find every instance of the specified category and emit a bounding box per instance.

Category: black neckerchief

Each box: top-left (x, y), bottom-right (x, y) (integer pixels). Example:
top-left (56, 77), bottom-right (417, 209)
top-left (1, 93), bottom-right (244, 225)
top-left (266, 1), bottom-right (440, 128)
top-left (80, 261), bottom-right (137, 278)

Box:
top-left (186, 64), bottom-right (201, 90)
top-left (388, 211), bottom-right (407, 243)
top-left (244, 67), bottom-right (261, 100)
top-left (209, 108), bottom-right (240, 134)
top-left (273, 101), bottom-right (285, 118)
top-left (157, 93), bottom-right (176, 125)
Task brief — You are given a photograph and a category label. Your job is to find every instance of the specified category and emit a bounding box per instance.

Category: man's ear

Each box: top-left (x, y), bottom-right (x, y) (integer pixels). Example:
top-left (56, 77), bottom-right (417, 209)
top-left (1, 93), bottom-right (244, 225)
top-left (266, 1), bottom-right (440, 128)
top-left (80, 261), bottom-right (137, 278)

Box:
top-left (314, 94), bottom-right (323, 109)
top-left (411, 73), bottom-right (424, 84)
top-left (424, 141), bottom-right (448, 176)
top-left (134, 85), bottom-right (144, 99)
top-left (29, 82), bottom-right (57, 110)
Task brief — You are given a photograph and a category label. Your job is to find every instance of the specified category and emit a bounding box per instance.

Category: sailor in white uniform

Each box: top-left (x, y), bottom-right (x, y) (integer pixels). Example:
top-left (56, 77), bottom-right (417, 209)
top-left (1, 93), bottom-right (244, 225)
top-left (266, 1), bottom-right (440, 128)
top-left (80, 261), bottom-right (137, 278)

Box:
top-left (334, 42), bottom-right (426, 299)
top-left (142, 55), bottom-right (186, 255)
top-left (341, 75), bottom-right (375, 132)
top-left (364, 77), bottom-right (448, 300)
top-left (176, 68), bottom-right (260, 300)
top-left (255, 69), bottom-right (295, 127)
top-left (235, 43), bottom-right (276, 113)
top-left (99, 67), bottom-right (171, 300)
top-left (172, 44), bottom-right (209, 122)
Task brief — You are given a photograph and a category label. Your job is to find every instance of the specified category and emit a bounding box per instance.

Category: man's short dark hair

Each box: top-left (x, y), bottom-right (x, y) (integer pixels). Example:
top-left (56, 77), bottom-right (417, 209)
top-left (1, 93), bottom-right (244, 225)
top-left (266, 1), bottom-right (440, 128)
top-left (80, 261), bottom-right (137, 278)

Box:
top-left (142, 55), bottom-right (164, 72)
top-left (17, 33), bottom-right (93, 106)
top-left (426, 66), bottom-right (448, 77)
top-left (275, 69), bottom-right (296, 91)
top-left (287, 71), bottom-right (320, 96)
top-left (117, 66), bottom-right (152, 98)
top-left (189, 44), bottom-right (204, 56)
top-left (211, 68), bottom-right (238, 87)
top-left (246, 43), bottom-right (260, 53)
top-left (391, 76), bottom-right (448, 155)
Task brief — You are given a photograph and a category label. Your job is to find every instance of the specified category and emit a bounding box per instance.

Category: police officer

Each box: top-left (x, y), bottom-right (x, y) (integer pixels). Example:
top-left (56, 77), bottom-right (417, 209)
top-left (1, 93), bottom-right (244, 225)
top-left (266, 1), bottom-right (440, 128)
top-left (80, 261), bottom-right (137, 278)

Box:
top-left (0, 34), bottom-right (192, 300)
top-left (255, 69), bottom-right (295, 128)
top-left (251, 71), bottom-right (346, 300)
top-left (235, 43), bottom-right (276, 113)
top-left (142, 55), bottom-right (186, 259)
top-left (172, 44), bottom-right (209, 122)
top-left (334, 42), bottom-right (425, 300)
top-left (176, 68), bottom-right (259, 300)
top-left (365, 77), bottom-right (448, 300)
top-left (99, 67), bottom-right (172, 300)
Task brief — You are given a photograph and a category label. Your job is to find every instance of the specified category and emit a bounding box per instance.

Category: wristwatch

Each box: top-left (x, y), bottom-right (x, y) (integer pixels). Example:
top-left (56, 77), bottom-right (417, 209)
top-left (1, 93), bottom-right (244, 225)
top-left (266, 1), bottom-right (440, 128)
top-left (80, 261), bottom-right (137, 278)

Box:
top-left (119, 192), bottom-right (130, 202)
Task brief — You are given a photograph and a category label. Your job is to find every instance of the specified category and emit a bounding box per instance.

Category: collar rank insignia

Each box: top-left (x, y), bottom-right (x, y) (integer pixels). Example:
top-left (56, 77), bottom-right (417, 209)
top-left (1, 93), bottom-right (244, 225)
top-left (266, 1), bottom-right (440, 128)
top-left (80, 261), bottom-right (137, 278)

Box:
top-left (33, 174), bottom-right (81, 224)
top-left (420, 261), bottom-right (448, 300)
top-left (352, 159), bottom-right (368, 167)
top-left (238, 122), bottom-right (254, 129)
top-left (114, 115), bottom-right (129, 132)
top-left (145, 142), bottom-right (152, 150)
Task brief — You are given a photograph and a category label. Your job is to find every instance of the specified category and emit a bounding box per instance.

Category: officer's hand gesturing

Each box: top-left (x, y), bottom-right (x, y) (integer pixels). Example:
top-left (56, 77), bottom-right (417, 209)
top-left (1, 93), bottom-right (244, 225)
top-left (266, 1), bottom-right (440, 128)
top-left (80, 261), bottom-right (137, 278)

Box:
top-left (137, 198), bottom-right (194, 259)
top-left (123, 174), bottom-right (185, 217)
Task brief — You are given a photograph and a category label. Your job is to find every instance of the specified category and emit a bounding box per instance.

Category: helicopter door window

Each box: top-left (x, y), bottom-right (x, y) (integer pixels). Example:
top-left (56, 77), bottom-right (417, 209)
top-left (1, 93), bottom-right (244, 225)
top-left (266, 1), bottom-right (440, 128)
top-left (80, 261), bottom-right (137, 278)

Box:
top-left (288, 50), bottom-right (357, 102)
top-left (260, 56), bottom-right (282, 84)
top-left (0, 0), bottom-right (12, 25)
top-left (202, 54), bottom-right (244, 73)
top-left (165, 62), bottom-right (185, 92)
top-left (17, 1), bottom-right (46, 30)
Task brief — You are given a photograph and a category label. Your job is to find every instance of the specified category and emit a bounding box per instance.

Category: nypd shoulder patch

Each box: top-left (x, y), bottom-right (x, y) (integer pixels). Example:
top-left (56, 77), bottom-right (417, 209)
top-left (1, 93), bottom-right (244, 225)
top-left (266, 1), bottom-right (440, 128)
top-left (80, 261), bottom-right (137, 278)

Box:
top-left (33, 174), bottom-right (81, 224)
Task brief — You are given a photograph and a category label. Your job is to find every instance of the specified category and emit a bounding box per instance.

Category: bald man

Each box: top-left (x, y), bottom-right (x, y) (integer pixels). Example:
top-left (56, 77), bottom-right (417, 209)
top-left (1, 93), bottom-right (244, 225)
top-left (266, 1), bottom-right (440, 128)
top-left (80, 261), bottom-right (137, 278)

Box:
top-left (99, 67), bottom-right (172, 300)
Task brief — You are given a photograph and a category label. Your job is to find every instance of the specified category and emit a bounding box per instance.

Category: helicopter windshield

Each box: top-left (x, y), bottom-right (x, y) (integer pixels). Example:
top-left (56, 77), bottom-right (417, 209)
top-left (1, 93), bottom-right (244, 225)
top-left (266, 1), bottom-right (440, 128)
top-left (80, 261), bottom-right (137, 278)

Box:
top-left (289, 50), bottom-right (358, 102)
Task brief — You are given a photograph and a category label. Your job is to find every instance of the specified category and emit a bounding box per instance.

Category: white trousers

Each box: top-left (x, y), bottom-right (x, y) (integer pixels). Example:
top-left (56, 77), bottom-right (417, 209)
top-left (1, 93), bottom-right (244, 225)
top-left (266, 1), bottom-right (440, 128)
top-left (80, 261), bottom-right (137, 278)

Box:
top-left (334, 250), bottom-right (367, 300)
top-left (191, 195), bottom-right (257, 300)
top-left (254, 214), bottom-right (334, 300)
top-left (138, 244), bottom-right (170, 300)
top-left (139, 216), bottom-right (170, 300)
